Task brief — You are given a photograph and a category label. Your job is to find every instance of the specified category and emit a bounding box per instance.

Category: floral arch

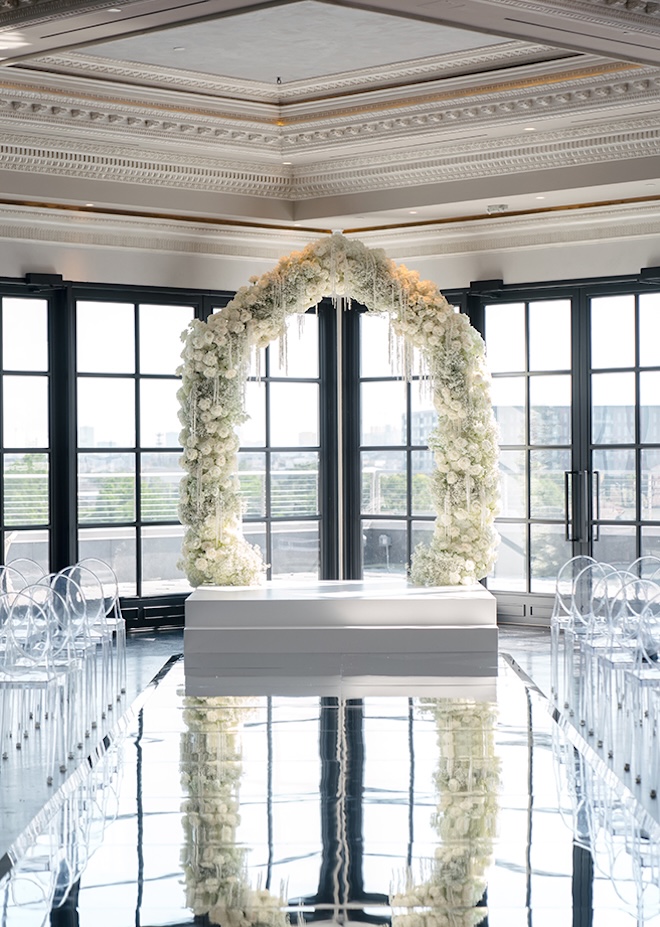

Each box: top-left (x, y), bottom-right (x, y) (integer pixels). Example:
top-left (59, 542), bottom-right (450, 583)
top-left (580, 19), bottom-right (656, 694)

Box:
top-left (177, 233), bottom-right (500, 587)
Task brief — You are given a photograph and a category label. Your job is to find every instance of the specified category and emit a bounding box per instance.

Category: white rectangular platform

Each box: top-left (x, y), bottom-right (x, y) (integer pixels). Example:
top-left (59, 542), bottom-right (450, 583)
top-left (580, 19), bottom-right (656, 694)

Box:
top-left (184, 578), bottom-right (498, 697)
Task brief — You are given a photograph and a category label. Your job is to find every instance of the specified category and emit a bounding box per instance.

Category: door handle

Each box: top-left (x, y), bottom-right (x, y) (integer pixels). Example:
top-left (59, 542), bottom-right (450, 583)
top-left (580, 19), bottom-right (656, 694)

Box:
top-left (564, 470), bottom-right (578, 541)
top-left (592, 469), bottom-right (601, 543)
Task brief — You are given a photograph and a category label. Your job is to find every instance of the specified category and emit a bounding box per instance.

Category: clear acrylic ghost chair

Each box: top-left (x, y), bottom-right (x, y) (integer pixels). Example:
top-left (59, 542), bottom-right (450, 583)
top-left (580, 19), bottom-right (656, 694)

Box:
top-left (560, 559), bottom-right (615, 722)
top-left (551, 555), bottom-right (597, 711)
top-left (55, 563), bottom-right (110, 734)
top-left (31, 573), bottom-right (93, 757)
top-left (589, 575), bottom-right (659, 765)
top-left (77, 557), bottom-right (125, 702)
top-left (7, 557), bottom-right (46, 586)
top-left (0, 588), bottom-right (75, 782)
top-left (629, 555), bottom-right (660, 581)
top-left (624, 589), bottom-right (660, 793)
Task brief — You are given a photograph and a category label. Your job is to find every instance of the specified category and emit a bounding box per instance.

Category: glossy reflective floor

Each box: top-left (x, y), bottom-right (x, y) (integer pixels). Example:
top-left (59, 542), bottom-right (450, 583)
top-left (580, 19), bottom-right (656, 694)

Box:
top-left (2, 632), bottom-right (660, 926)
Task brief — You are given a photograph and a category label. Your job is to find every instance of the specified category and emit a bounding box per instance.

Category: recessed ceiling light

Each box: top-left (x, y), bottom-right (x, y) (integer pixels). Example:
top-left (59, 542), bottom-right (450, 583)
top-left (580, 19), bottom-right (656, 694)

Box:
top-left (107, 7), bottom-right (122, 12)
top-left (524, 126), bottom-right (536, 131)
top-left (282, 161), bottom-right (292, 165)
top-left (173, 46), bottom-right (185, 51)
top-left (409, 210), bottom-right (418, 215)
top-left (535, 195), bottom-right (545, 200)
top-left (85, 203), bottom-right (94, 207)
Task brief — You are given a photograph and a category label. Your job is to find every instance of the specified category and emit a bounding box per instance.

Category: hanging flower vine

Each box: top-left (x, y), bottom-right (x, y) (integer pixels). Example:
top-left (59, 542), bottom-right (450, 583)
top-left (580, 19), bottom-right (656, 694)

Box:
top-left (177, 233), bottom-right (500, 587)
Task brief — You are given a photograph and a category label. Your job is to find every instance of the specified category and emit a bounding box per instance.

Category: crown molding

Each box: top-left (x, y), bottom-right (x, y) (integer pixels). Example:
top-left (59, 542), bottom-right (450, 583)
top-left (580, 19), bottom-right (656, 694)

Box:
top-left (0, 114), bottom-right (658, 201)
top-left (0, 198), bottom-right (659, 263)
top-left (0, 201), bottom-right (321, 259)
top-left (0, 59), bottom-right (658, 160)
top-left (29, 41), bottom-right (569, 102)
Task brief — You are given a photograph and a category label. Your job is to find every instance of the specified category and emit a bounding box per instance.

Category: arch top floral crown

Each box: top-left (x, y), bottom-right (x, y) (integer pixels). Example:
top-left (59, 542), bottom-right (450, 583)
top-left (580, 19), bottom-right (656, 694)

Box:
top-left (177, 233), bottom-right (500, 587)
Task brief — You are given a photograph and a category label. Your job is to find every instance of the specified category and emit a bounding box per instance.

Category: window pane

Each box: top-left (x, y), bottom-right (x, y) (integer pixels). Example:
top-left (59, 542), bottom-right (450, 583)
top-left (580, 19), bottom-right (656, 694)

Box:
top-left (140, 379), bottom-right (180, 448)
top-left (4, 375), bottom-right (48, 447)
top-left (238, 453), bottom-right (266, 517)
top-left (4, 453), bottom-right (48, 526)
top-left (641, 449), bottom-right (660, 522)
top-left (362, 451), bottom-right (407, 515)
top-left (141, 525), bottom-right (191, 595)
top-left (362, 519), bottom-right (407, 576)
top-left (593, 448), bottom-right (636, 521)
top-left (3, 298), bottom-right (47, 371)
top-left (238, 381), bottom-right (266, 448)
top-left (591, 372), bottom-right (635, 445)
top-left (591, 294), bottom-right (635, 369)
top-left (270, 521), bottom-right (319, 580)
top-left (141, 452), bottom-right (181, 522)
top-left (242, 522), bottom-right (267, 562)
top-left (490, 522), bottom-right (526, 591)
top-left (77, 378), bottom-right (135, 448)
top-left (77, 301), bottom-right (135, 373)
top-left (639, 293), bottom-right (660, 367)
top-left (641, 526), bottom-right (660, 559)
top-left (529, 375), bottom-right (571, 445)
top-left (271, 452), bottom-right (318, 517)
top-left (491, 377), bottom-right (525, 446)
top-left (529, 300), bottom-right (571, 372)
top-left (530, 449), bottom-right (570, 519)
top-left (592, 524), bottom-right (636, 569)
top-left (78, 453), bottom-right (135, 524)
top-left (410, 381), bottom-right (437, 446)
top-left (530, 524), bottom-right (572, 593)
top-left (640, 371), bottom-right (660, 444)
top-left (4, 529), bottom-right (49, 573)
top-left (78, 526), bottom-right (136, 596)
top-left (270, 382), bottom-right (318, 447)
top-left (269, 313), bottom-right (318, 378)
top-left (361, 313), bottom-right (394, 378)
top-left (499, 449), bottom-right (526, 518)
top-left (411, 450), bottom-right (434, 516)
top-left (485, 303), bottom-right (525, 373)
top-left (412, 520), bottom-right (434, 553)
top-left (139, 304), bottom-right (193, 375)
top-left (361, 381), bottom-right (406, 447)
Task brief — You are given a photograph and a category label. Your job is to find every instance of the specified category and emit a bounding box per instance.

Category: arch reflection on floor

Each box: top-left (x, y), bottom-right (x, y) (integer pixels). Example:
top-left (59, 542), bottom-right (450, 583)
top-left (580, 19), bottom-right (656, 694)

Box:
top-left (2, 657), bottom-right (660, 926)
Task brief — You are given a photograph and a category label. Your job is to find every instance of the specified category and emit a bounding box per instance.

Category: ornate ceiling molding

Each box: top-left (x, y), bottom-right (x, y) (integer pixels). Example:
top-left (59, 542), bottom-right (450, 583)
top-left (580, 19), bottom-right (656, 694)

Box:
top-left (482, 0), bottom-right (660, 29)
top-left (0, 115), bottom-right (658, 201)
top-left (30, 41), bottom-right (567, 102)
top-left (0, 59), bottom-right (657, 159)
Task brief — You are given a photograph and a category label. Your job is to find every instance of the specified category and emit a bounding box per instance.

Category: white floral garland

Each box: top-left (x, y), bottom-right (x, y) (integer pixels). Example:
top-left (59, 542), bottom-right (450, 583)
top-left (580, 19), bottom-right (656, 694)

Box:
top-left (178, 233), bottom-right (500, 587)
top-left (390, 700), bottom-right (500, 927)
top-left (180, 696), bottom-right (288, 927)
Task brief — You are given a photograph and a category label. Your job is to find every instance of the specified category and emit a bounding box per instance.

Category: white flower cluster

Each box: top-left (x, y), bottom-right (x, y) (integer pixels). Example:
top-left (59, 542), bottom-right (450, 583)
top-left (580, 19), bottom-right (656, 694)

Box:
top-left (390, 700), bottom-right (499, 927)
top-left (180, 696), bottom-right (289, 927)
top-left (178, 233), bottom-right (500, 586)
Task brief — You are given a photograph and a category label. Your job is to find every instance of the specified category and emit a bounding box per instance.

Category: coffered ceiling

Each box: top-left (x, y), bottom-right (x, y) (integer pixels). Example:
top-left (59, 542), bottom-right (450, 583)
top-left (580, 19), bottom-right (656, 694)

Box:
top-left (0, 0), bottom-right (659, 231)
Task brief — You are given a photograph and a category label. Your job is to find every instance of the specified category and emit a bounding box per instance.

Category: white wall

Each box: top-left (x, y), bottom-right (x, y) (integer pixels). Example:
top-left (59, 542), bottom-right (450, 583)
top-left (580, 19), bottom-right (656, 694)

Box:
top-left (1, 199), bottom-right (659, 293)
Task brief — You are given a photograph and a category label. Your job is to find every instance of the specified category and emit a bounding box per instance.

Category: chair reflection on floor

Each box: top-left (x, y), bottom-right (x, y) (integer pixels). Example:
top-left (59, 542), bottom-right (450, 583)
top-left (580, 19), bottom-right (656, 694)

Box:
top-left (0, 727), bottom-right (125, 926)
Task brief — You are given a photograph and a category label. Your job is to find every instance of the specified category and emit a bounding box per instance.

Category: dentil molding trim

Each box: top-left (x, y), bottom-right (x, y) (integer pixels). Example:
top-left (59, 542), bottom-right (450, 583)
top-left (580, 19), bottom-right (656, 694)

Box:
top-left (0, 116), bottom-right (658, 200)
top-left (0, 59), bottom-right (657, 159)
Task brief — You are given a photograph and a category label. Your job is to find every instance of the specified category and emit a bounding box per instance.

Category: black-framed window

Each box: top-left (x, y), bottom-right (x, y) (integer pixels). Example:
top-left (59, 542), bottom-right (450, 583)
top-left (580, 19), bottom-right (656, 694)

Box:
top-left (236, 310), bottom-right (323, 581)
top-left (1, 295), bottom-right (51, 571)
top-left (355, 311), bottom-right (436, 577)
top-left (75, 297), bottom-right (197, 597)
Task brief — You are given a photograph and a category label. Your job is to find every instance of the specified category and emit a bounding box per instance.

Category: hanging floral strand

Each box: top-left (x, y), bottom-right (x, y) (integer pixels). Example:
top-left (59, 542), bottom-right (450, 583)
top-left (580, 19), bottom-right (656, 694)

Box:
top-left (177, 233), bottom-right (500, 587)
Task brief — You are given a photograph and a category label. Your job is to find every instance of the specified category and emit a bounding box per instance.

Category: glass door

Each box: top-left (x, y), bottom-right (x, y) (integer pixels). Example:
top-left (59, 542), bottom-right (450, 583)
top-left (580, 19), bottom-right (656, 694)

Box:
top-left (482, 296), bottom-right (576, 620)
top-left (589, 289), bottom-right (660, 565)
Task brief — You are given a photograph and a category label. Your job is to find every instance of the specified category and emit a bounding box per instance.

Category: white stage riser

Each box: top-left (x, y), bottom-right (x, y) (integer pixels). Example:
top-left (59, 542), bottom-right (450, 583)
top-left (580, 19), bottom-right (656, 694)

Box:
top-left (184, 580), bottom-right (498, 696)
top-left (185, 674), bottom-right (498, 699)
